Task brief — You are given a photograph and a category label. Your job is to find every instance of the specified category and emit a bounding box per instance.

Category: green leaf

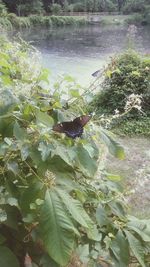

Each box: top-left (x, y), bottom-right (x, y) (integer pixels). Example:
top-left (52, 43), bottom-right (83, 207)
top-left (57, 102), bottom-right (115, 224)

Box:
top-left (124, 230), bottom-right (146, 267)
top-left (108, 201), bottom-right (125, 219)
top-left (76, 244), bottom-right (89, 264)
top-left (105, 172), bottom-right (122, 181)
top-left (127, 217), bottom-right (150, 242)
top-left (40, 254), bottom-right (59, 267)
top-left (35, 110), bottom-right (54, 127)
top-left (55, 188), bottom-right (99, 241)
top-left (69, 89), bottom-right (80, 98)
top-left (110, 230), bottom-right (130, 267)
top-left (76, 145), bottom-right (97, 177)
top-left (38, 142), bottom-right (54, 161)
top-left (0, 234), bottom-right (6, 245)
top-left (0, 246), bottom-right (19, 267)
top-left (4, 206), bottom-right (19, 231)
top-left (64, 75), bottom-right (75, 82)
top-left (99, 128), bottom-right (125, 159)
top-left (82, 143), bottom-right (95, 158)
top-left (51, 145), bottom-right (76, 167)
top-left (20, 181), bottom-right (44, 214)
top-left (0, 209), bottom-right (7, 222)
top-left (39, 189), bottom-right (76, 266)
top-left (96, 204), bottom-right (110, 227)
top-left (20, 144), bottom-right (30, 161)
top-left (0, 142), bottom-right (8, 156)
top-left (7, 197), bottom-right (18, 207)
top-left (7, 161), bottom-right (19, 176)
top-left (13, 122), bottom-right (27, 141)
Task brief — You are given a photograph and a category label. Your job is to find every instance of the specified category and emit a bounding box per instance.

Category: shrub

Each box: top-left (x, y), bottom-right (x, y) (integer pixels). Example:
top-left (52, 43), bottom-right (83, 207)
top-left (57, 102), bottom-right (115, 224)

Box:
top-left (63, 0), bottom-right (70, 12)
top-left (89, 51), bottom-right (150, 118)
top-left (0, 0), bottom-right (7, 15)
top-left (125, 13), bottom-right (144, 24)
top-left (123, 0), bottom-right (146, 14)
top-left (16, 0), bottom-right (44, 16)
top-left (71, 2), bottom-right (85, 12)
top-left (112, 116), bottom-right (150, 136)
top-left (50, 3), bottom-right (62, 15)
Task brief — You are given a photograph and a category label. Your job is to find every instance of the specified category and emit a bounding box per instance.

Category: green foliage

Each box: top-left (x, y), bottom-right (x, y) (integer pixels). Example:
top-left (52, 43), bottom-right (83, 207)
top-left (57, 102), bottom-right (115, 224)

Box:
top-left (0, 0), bottom-right (7, 15)
top-left (1, 0), bottom-right (149, 15)
top-left (0, 12), bottom-right (86, 29)
top-left (89, 51), bottom-right (150, 117)
top-left (50, 3), bottom-right (62, 15)
top-left (0, 36), bottom-right (150, 267)
top-left (112, 117), bottom-right (150, 137)
top-left (63, 0), bottom-right (70, 12)
top-left (89, 50), bottom-right (150, 136)
top-left (71, 1), bottom-right (85, 12)
top-left (123, 0), bottom-right (146, 14)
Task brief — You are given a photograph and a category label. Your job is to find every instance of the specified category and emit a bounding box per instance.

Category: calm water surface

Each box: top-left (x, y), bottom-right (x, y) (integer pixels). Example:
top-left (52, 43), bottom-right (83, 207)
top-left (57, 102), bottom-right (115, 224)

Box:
top-left (20, 25), bottom-right (150, 85)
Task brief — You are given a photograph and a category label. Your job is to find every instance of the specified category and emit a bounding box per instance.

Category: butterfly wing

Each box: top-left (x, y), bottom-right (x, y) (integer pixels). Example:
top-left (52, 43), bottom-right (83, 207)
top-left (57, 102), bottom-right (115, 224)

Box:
top-left (53, 115), bottom-right (91, 139)
top-left (73, 115), bottom-right (91, 127)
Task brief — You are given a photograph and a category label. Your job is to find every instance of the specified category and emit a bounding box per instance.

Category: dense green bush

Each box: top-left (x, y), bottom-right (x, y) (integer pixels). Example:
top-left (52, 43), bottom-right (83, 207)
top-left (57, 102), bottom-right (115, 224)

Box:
top-left (123, 0), bottom-right (146, 14)
top-left (71, 1), bottom-right (85, 12)
top-left (89, 51), bottom-right (150, 118)
top-left (125, 13), bottom-right (144, 24)
top-left (50, 3), bottom-right (62, 15)
top-left (112, 116), bottom-right (150, 136)
top-left (0, 36), bottom-right (150, 267)
top-left (0, 0), bottom-right (7, 15)
top-left (0, 13), bottom-right (86, 29)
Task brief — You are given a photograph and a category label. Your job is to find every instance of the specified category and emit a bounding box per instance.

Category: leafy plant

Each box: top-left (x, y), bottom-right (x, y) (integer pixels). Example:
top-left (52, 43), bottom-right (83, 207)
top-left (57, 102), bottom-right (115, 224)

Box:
top-left (50, 3), bottom-right (62, 15)
top-left (88, 50), bottom-right (150, 136)
top-left (0, 35), bottom-right (150, 267)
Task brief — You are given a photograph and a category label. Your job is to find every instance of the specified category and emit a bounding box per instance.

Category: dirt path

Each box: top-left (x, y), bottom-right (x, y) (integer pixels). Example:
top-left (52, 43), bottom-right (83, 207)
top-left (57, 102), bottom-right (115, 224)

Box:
top-left (105, 137), bottom-right (150, 218)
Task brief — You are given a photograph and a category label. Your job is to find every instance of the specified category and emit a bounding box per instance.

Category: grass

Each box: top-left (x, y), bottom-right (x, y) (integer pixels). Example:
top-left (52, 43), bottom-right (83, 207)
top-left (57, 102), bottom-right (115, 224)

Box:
top-left (1, 14), bottom-right (87, 29)
top-left (1, 13), bottom-right (149, 30)
top-left (87, 14), bottom-right (138, 25)
top-left (111, 117), bottom-right (150, 137)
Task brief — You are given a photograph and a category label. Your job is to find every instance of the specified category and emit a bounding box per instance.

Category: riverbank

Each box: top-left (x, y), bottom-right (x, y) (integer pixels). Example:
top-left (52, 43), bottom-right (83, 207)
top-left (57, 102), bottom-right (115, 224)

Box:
top-left (0, 13), bottom-right (149, 30)
top-left (0, 14), bottom-right (87, 30)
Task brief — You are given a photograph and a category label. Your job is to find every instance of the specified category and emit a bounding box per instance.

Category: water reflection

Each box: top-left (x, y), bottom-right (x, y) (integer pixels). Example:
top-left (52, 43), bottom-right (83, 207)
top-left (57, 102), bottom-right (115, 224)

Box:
top-left (19, 25), bottom-right (150, 85)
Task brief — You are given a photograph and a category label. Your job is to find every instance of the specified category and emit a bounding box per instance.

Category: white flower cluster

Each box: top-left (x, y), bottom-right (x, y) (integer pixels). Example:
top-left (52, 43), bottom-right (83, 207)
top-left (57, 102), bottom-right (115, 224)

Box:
top-left (124, 93), bottom-right (142, 112)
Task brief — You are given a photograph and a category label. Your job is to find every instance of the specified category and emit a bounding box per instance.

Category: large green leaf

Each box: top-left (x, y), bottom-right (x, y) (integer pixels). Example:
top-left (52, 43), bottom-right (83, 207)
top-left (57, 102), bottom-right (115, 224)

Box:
top-left (75, 145), bottom-right (97, 177)
top-left (40, 254), bottom-right (59, 267)
top-left (51, 145), bottom-right (76, 166)
top-left (55, 188), bottom-right (100, 241)
top-left (38, 142), bottom-right (54, 161)
top-left (110, 230), bottom-right (130, 267)
top-left (35, 110), bottom-right (54, 127)
top-left (20, 181), bottom-right (44, 214)
top-left (13, 122), bottom-right (27, 141)
top-left (39, 189), bottom-right (76, 266)
top-left (124, 230), bottom-right (146, 267)
top-left (127, 217), bottom-right (150, 242)
top-left (0, 234), bottom-right (6, 245)
top-left (99, 128), bottom-right (125, 159)
top-left (96, 204), bottom-right (110, 227)
top-left (0, 246), bottom-right (19, 267)
top-left (108, 201), bottom-right (126, 219)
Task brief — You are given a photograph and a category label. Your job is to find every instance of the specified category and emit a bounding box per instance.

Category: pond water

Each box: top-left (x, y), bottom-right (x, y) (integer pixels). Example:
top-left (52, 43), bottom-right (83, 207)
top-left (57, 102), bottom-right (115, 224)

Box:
top-left (20, 24), bottom-right (150, 85)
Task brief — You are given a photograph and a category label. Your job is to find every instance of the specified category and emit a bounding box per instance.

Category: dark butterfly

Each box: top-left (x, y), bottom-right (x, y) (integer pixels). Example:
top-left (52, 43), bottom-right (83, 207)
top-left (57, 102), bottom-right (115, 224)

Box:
top-left (91, 69), bottom-right (101, 77)
top-left (53, 115), bottom-right (91, 139)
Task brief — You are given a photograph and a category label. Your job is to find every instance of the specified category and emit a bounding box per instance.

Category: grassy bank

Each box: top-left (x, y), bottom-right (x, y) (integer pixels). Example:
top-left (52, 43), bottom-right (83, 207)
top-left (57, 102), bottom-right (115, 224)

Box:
top-left (0, 14), bottom-right (87, 30)
top-left (0, 13), bottom-right (149, 30)
top-left (88, 13), bottom-right (150, 25)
